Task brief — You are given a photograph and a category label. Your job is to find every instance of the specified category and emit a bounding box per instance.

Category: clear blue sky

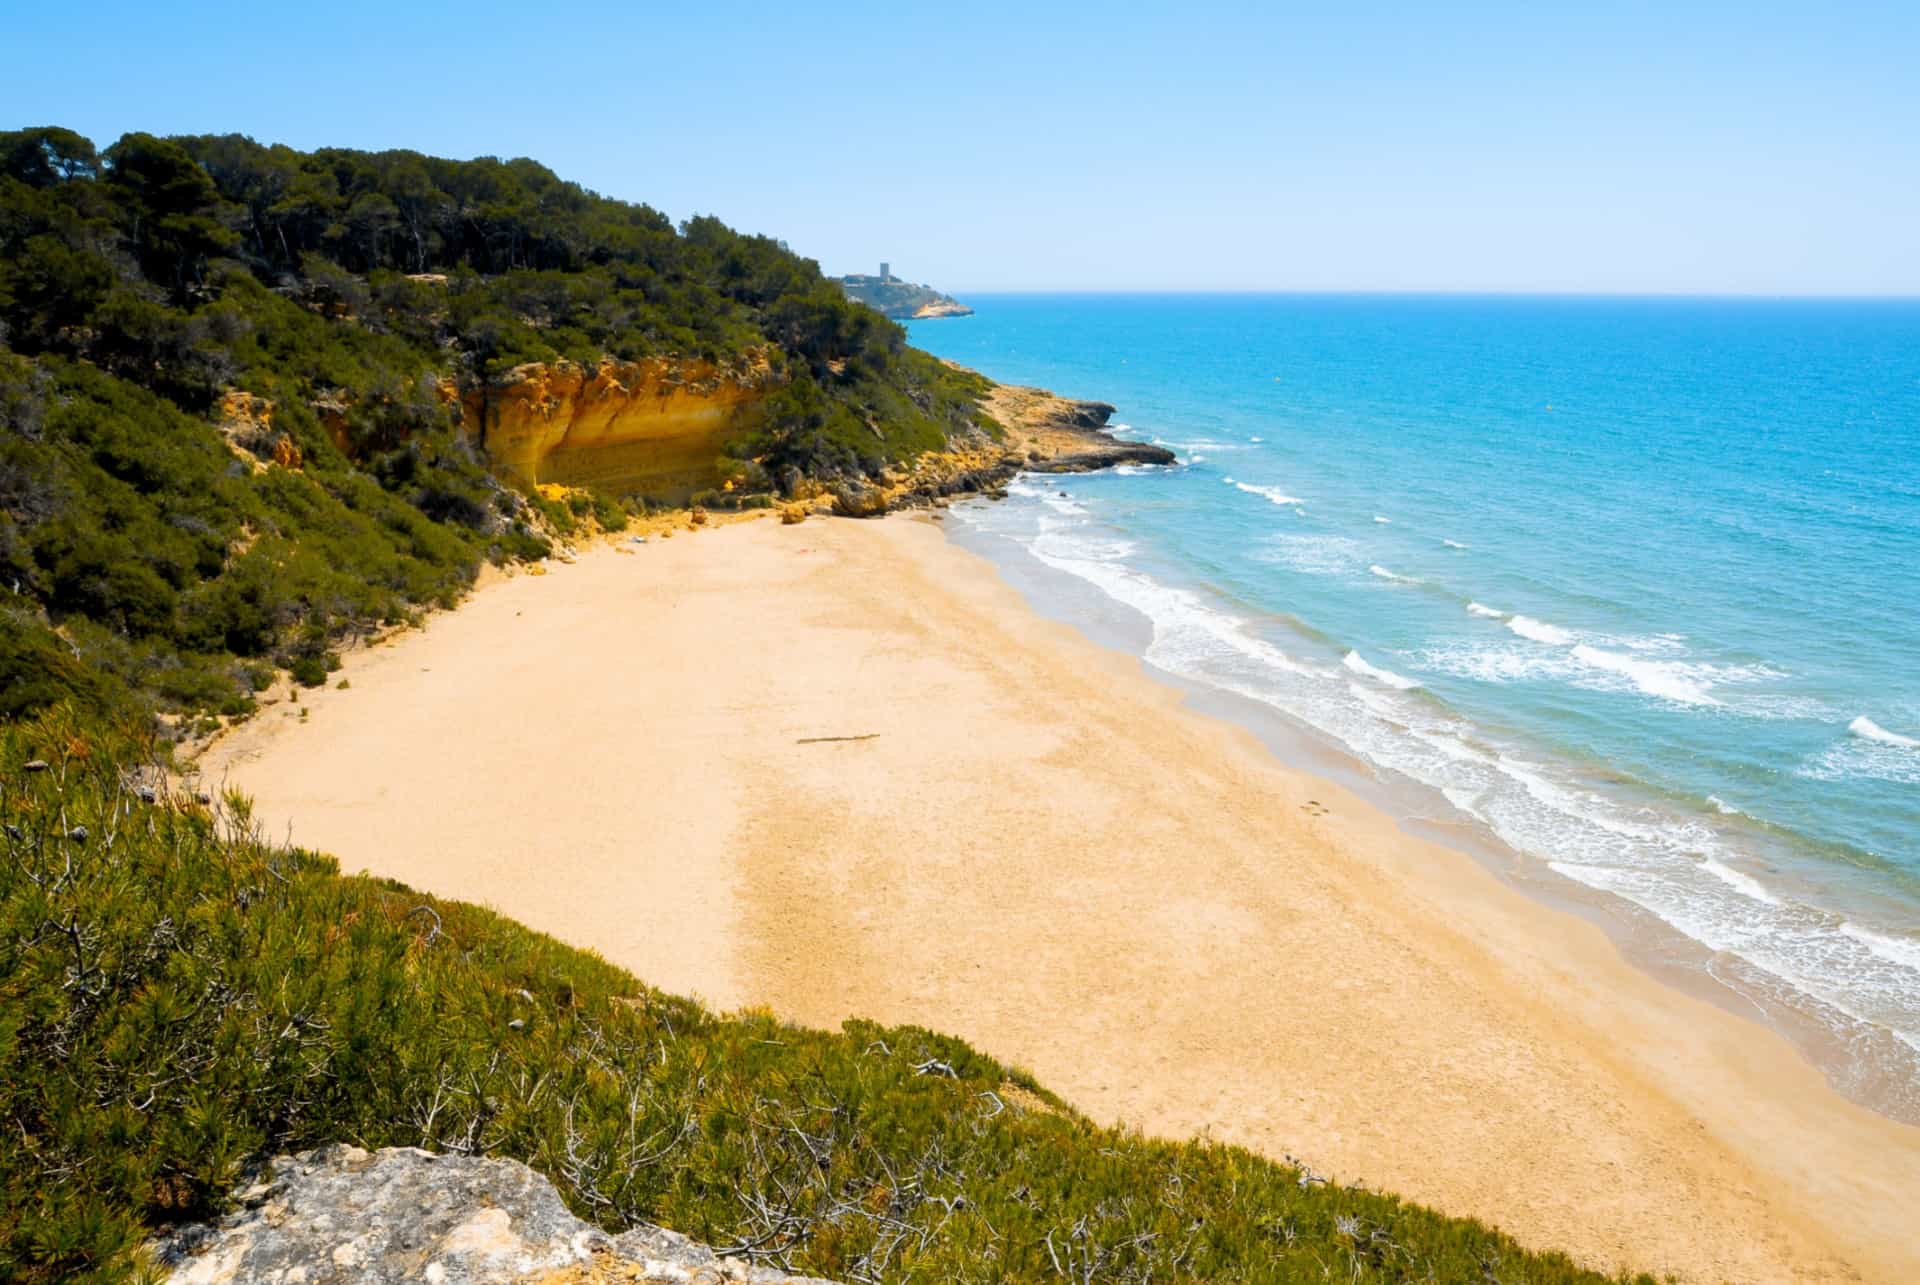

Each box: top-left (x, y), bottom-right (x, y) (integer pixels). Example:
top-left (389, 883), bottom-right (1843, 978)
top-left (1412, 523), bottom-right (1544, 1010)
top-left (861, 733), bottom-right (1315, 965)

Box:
top-left (5, 1), bottom-right (1916, 294)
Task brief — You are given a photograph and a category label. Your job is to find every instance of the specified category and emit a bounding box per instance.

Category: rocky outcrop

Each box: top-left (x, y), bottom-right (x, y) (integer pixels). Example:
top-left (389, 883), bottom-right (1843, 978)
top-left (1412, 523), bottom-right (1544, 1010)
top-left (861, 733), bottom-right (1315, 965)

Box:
top-left (441, 352), bottom-right (1160, 517)
top-left (813, 377), bottom-right (1175, 519)
top-left (980, 382), bottom-right (1176, 473)
top-left (908, 300), bottom-right (974, 320)
top-left (151, 1144), bottom-right (836, 1284)
top-left (216, 392), bottom-right (305, 472)
top-left (834, 275), bottom-right (972, 320)
top-left (460, 357), bottom-right (780, 502)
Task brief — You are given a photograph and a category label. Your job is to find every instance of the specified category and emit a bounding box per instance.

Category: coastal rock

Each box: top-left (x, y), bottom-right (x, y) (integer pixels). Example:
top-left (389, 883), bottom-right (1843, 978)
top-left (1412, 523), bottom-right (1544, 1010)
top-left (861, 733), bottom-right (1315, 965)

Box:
top-left (150, 1144), bottom-right (837, 1284)
top-left (460, 357), bottom-right (781, 504)
top-left (1049, 399), bottom-right (1120, 430)
top-left (830, 482), bottom-right (891, 518)
top-left (834, 272), bottom-right (972, 320)
top-left (1023, 441), bottom-right (1176, 473)
top-left (910, 300), bottom-right (975, 319)
top-left (447, 352), bottom-right (1153, 523)
top-left (977, 381), bottom-right (1175, 472)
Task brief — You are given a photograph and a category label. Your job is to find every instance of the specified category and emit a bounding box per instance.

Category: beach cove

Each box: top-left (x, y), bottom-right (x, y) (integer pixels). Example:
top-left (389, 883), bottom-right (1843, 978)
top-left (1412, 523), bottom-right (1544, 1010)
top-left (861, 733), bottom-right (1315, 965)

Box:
top-left (198, 513), bottom-right (1920, 1285)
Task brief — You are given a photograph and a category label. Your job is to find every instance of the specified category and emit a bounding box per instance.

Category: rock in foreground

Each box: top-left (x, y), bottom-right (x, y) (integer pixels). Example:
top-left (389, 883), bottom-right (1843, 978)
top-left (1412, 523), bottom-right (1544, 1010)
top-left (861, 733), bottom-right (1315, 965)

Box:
top-left (152, 1145), bottom-right (835, 1284)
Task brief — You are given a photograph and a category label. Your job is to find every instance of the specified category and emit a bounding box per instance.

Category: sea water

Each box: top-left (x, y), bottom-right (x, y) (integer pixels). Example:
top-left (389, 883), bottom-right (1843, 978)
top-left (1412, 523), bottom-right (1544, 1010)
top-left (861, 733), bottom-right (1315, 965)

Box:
top-left (908, 294), bottom-right (1920, 1117)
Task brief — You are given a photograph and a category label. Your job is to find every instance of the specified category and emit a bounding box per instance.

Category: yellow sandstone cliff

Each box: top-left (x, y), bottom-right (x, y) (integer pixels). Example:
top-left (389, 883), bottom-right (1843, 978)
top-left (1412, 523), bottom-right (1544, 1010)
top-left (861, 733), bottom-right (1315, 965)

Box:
top-left (458, 356), bottom-right (780, 501)
top-left (445, 356), bottom-right (1164, 512)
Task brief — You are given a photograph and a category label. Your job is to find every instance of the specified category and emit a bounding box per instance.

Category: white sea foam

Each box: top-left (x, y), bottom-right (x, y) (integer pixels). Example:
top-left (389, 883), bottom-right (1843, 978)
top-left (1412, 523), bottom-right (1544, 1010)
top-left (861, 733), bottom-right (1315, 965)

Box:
top-left (1253, 534), bottom-right (1364, 576)
top-left (1022, 525), bottom-right (1311, 686)
top-left (1233, 481), bottom-right (1304, 506)
top-left (1443, 538), bottom-right (1470, 550)
top-left (1621, 633), bottom-right (1687, 654)
top-left (1707, 795), bottom-right (1743, 816)
top-left (1347, 680), bottom-right (1402, 717)
top-left (1701, 858), bottom-right (1780, 905)
top-left (961, 487), bottom-right (1920, 1068)
top-left (1369, 564), bottom-right (1417, 584)
top-left (1506, 615), bottom-right (1576, 645)
top-left (1850, 716), bottom-right (1919, 749)
top-left (1373, 515), bottom-right (1392, 524)
top-left (1841, 923), bottom-right (1920, 970)
top-left (1342, 650), bottom-right (1422, 690)
top-left (1249, 435), bottom-right (1265, 442)
top-left (1570, 644), bottom-right (1720, 705)
top-left (1163, 439), bottom-right (1252, 453)
top-left (1414, 641), bottom-right (1573, 686)
top-left (1422, 639), bottom-right (1785, 714)
top-left (1802, 734), bottom-right (1920, 785)
top-left (1035, 488), bottom-right (1089, 516)
top-left (1549, 851), bottom-right (1920, 1057)
top-left (1412, 728), bottom-right (1496, 765)
top-left (1467, 602), bottom-right (1504, 618)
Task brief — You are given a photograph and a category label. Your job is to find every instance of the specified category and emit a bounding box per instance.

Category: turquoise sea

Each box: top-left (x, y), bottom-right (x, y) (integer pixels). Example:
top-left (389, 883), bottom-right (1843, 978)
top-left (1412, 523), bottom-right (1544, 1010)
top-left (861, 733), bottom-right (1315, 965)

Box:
top-left (908, 295), bottom-right (1920, 1117)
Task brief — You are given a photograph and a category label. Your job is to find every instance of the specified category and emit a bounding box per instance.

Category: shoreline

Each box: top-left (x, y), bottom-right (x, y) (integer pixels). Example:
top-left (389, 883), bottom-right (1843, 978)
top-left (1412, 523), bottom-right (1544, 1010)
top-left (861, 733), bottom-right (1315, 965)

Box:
top-left (194, 513), bottom-right (1920, 1284)
top-left (944, 505), bottom-right (1920, 1125)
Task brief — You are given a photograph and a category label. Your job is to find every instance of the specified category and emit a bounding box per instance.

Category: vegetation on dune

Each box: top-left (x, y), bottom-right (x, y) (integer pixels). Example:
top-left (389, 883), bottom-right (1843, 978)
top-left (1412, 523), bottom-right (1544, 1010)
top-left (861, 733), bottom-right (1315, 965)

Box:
top-left (0, 126), bottom-right (990, 724)
top-left (0, 708), bottom-right (1650, 1284)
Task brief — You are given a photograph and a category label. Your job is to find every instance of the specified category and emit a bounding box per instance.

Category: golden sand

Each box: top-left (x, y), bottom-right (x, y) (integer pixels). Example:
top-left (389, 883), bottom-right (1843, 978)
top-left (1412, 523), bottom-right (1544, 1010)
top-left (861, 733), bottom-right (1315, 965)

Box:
top-left (199, 515), bottom-right (1920, 1284)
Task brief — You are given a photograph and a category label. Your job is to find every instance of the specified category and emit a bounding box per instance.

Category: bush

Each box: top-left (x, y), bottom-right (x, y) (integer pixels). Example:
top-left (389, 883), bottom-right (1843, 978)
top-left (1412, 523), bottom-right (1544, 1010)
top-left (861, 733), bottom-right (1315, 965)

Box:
top-left (587, 489), bottom-right (628, 532)
top-left (287, 654), bottom-right (329, 687)
top-left (0, 707), bottom-right (1650, 1285)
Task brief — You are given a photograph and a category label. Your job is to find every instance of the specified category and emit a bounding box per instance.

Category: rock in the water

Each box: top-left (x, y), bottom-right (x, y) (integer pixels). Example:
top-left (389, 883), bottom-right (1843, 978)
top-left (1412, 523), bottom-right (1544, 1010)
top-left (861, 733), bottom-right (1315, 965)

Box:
top-left (150, 1144), bottom-right (836, 1284)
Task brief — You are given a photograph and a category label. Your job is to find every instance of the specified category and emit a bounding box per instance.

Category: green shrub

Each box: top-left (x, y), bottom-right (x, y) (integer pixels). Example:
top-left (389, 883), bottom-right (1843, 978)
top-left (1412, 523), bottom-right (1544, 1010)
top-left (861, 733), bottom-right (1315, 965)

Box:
top-left (0, 707), bottom-right (1650, 1285)
top-left (287, 654), bottom-right (329, 687)
top-left (526, 492), bottom-right (577, 538)
top-left (587, 489), bottom-right (629, 532)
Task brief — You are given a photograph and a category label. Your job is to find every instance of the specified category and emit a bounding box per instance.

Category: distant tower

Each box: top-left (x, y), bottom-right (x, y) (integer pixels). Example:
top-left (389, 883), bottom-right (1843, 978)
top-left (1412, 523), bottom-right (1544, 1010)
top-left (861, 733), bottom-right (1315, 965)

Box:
top-left (880, 261), bottom-right (891, 281)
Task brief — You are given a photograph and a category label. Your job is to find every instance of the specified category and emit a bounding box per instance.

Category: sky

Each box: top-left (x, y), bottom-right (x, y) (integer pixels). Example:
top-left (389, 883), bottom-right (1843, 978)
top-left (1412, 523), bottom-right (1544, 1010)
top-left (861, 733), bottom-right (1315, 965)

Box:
top-left (4, 1), bottom-right (1917, 294)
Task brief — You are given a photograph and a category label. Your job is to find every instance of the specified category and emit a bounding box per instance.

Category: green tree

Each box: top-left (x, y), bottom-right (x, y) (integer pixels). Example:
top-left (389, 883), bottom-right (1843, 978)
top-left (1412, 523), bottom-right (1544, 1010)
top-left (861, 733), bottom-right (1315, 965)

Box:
top-left (0, 126), bottom-right (99, 186)
top-left (102, 133), bottom-right (235, 296)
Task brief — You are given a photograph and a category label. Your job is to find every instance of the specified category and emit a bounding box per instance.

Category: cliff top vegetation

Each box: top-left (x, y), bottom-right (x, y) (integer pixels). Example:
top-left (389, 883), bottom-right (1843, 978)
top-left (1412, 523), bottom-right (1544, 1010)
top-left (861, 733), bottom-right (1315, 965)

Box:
top-left (0, 127), bottom-right (988, 725)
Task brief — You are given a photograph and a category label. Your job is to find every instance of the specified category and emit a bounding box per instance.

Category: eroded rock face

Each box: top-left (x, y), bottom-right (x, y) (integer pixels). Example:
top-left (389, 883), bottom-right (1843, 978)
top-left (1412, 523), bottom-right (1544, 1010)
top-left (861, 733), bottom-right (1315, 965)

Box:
top-left (976, 383), bottom-right (1175, 474)
top-left (460, 357), bottom-right (780, 502)
top-left (151, 1144), bottom-right (835, 1284)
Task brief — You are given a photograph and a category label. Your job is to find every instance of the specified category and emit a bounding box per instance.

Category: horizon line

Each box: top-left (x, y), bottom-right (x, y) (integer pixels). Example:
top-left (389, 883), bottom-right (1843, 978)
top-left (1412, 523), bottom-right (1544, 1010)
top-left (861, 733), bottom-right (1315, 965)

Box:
top-left (922, 287), bottom-right (1920, 302)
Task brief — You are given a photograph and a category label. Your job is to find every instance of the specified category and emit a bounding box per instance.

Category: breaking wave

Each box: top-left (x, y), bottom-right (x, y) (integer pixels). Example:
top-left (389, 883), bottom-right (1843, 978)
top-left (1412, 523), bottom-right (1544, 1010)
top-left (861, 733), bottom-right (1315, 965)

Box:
top-left (1342, 650), bottom-right (1422, 689)
top-left (1851, 716), bottom-right (1918, 749)
top-left (1225, 479), bottom-right (1304, 506)
top-left (1506, 615), bottom-right (1577, 645)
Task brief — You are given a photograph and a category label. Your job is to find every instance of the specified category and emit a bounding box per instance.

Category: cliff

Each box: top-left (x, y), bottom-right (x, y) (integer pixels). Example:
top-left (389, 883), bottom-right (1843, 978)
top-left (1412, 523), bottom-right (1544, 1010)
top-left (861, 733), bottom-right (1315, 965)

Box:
top-left (450, 355), bottom-right (1169, 516)
top-left (459, 356), bottom-right (781, 502)
top-left (817, 376), bottom-right (1176, 517)
top-left (835, 275), bottom-right (974, 320)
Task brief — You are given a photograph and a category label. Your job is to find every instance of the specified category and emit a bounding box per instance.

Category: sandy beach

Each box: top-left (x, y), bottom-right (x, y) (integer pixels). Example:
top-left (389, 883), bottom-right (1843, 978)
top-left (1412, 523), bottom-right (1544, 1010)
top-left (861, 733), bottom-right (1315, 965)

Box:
top-left (199, 513), bottom-right (1920, 1284)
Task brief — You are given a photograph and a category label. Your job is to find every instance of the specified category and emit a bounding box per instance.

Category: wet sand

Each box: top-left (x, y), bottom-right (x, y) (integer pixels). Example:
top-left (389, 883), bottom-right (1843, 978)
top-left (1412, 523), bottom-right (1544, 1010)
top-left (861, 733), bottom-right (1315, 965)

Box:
top-left (199, 514), bottom-right (1920, 1284)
